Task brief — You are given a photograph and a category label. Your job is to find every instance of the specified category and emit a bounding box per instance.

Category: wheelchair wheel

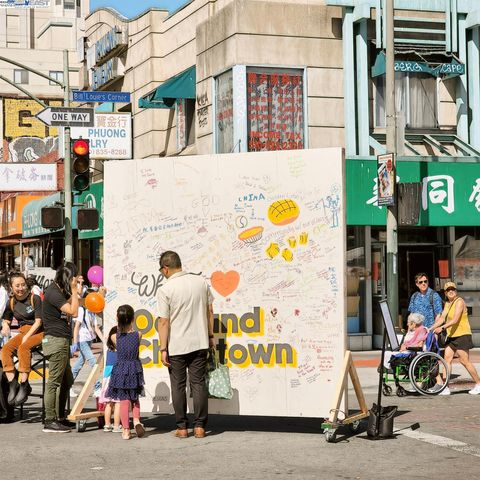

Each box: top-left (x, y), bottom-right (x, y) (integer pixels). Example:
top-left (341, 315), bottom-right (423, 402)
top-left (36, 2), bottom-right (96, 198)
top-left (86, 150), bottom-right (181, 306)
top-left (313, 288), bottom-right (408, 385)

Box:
top-left (382, 384), bottom-right (392, 396)
top-left (408, 352), bottom-right (450, 396)
top-left (396, 386), bottom-right (407, 397)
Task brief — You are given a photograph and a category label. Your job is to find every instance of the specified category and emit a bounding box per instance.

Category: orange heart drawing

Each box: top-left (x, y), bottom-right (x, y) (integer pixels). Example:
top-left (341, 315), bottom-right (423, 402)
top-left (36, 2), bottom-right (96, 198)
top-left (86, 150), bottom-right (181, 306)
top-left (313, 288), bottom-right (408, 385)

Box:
top-left (211, 270), bottom-right (240, 297)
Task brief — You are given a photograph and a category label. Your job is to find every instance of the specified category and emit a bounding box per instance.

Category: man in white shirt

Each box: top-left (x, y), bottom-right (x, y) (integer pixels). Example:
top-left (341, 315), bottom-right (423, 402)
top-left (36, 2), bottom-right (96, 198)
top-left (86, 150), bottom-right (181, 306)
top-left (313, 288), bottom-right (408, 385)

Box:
top-left (157, 251), bottom-right (214, 439)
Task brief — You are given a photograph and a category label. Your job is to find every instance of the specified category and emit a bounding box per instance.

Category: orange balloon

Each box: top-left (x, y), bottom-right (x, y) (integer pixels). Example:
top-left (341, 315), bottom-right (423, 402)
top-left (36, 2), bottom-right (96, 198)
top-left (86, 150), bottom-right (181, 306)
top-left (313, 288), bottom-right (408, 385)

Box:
top-left (85, 292), bottom-right (105, 313)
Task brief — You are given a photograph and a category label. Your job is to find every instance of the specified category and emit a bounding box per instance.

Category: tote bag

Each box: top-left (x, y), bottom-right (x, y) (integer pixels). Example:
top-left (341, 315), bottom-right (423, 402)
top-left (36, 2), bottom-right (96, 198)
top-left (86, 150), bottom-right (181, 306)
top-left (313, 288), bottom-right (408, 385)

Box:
top-left (206, 349), bottom-right (233, 400)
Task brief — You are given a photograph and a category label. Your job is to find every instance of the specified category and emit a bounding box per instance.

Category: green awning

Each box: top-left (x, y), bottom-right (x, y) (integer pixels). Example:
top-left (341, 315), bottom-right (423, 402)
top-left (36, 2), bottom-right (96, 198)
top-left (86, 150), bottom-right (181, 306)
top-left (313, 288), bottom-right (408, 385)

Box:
top-left (138, 66), bottom-right (196, 109)
top-left (372, 51), bottom-right (465, 79)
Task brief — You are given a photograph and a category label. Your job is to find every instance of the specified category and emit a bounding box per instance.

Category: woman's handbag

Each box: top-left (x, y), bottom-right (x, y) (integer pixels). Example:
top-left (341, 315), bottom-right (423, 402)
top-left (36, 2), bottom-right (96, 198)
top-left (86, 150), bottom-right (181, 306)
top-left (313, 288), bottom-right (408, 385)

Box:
top-left (206, 349), bottom-right (233, 400)
top-left (437, 328), bottom-right (448, 348)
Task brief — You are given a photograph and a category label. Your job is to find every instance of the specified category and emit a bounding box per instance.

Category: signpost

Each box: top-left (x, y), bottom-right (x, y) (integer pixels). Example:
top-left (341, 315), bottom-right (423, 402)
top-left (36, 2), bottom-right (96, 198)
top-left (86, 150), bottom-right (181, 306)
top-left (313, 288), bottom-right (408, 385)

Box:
top-left (72, 91), bottom-right (131, 103)
top-left (35, 107), bottom-right (95, 127)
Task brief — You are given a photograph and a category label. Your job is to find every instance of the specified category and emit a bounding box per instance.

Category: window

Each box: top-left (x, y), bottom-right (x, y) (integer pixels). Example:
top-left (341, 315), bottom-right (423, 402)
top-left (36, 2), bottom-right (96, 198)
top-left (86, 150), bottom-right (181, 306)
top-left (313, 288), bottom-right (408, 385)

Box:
top-left (49, 71), bottom-right (64, 86)
top-left (246, 67), bottom-right (304, 151)
top-left (14, 69), bottom-right (28, 85)
top-left (374, 73), bottom-right (438, 129)
top-left (215, 69), bottom-right (234, 154)
top-left (177, 99), bottom-right (196, 150)
top-left (64, 0), bottom-right (75, 9)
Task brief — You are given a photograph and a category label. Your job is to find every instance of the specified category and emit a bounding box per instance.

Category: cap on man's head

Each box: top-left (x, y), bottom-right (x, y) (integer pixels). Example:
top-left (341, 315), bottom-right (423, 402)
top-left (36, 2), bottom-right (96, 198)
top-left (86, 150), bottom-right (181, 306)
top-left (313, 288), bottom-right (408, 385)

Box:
top-left (444, 281), bottom-right (457, 291)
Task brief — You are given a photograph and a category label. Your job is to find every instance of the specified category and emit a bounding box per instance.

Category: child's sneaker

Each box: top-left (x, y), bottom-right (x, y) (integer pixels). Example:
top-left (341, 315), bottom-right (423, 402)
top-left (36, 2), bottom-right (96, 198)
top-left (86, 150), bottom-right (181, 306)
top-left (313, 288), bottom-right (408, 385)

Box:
top-left (103, 425), bottom-right (113, 432)
top-left (468, 384), bottom-right (480, 395)
top-left (112, 426), bottom-right (123, 433)
top-left (70, 388), bottom-right (78, 398)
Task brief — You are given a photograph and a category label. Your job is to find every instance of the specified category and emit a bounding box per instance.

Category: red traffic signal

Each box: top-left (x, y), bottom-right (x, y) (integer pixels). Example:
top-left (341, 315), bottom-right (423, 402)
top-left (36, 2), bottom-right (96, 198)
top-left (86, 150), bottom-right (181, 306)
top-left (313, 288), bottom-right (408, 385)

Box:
top-left (71, 138), bottom-right (90, 191)
top-left (72, 139), bottom-right (89, 157)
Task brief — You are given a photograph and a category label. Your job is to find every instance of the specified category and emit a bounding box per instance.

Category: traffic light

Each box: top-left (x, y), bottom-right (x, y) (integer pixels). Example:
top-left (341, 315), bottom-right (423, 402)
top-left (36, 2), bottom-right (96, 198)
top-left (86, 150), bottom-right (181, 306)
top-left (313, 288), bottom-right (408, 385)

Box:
top-left (41, 206), bottom-right (64, 229)
top-left (71, 138), bottom-right (90, 191)
top-left (77, 208), bottom-right (99, 230)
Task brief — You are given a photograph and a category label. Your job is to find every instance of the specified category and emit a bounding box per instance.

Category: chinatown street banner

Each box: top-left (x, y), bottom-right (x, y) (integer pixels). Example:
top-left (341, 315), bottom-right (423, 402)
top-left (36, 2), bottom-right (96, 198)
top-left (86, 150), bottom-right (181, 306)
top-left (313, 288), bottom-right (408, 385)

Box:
top-left (347, 159), bottom-right (480, 226)
top-left (104, 148), bottom-right (346, 417)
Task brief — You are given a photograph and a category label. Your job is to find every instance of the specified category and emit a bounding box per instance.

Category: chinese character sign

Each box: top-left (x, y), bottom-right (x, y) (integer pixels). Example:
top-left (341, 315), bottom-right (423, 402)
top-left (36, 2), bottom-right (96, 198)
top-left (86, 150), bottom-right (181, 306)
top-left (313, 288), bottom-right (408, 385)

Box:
top-left (0, 163), bottom-right (57, 191)
top-left (346, 159), bottom-right (480, 226)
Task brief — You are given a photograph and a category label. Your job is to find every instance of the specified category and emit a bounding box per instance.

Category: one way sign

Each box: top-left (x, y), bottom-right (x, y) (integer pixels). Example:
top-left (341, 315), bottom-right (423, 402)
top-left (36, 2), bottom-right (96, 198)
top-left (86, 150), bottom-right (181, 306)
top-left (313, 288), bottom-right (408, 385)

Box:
top-left (36, 107), bottom-right (95, 127)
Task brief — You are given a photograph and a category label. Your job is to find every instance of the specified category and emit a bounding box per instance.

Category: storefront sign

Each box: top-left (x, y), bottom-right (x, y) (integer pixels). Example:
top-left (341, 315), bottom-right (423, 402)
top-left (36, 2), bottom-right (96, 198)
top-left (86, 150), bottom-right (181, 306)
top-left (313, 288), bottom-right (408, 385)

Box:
top-left (0, 0), bottom-right (49, 7)
top-left (347, 159), bottom-right (480, 226)
top-left (95, 27), bottom-right (127, 64)
top-left (91, 58), bottom-right (124, 90)
top-left (0, 195), bottom-right (43, 238)
top-left (76, 182), bottom-right (103, 239)
top-left (21, 192), bottom-right (78, 238)
top-left (0, 163), bottom-right (57, 191)
top-left (70, 114), bottom-right (131, 159)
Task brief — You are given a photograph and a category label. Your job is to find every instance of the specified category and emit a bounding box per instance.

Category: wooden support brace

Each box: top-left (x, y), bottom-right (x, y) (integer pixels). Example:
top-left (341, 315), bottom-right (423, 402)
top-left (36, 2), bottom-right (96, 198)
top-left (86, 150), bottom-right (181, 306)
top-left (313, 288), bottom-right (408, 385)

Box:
top-left (327, 350), bottom-right (369, 426)
top-left (67, 354), bottom-right (103, 421)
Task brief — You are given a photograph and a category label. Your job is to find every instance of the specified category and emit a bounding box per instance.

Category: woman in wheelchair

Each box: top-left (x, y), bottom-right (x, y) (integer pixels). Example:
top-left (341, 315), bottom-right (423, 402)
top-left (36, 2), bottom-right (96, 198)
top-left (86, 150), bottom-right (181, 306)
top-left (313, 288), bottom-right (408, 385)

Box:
top-left (381, 313), bottom-right (451, 396)
top-left (383, 313), bottom-right (428, 369)
top-left (0, 272), bottom-right (43, 406)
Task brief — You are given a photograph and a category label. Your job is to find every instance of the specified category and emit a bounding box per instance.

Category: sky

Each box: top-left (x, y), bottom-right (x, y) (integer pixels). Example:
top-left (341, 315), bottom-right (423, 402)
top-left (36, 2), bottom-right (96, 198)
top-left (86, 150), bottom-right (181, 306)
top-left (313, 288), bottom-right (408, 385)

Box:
top-left (89, 0), bottom-right (189, 18)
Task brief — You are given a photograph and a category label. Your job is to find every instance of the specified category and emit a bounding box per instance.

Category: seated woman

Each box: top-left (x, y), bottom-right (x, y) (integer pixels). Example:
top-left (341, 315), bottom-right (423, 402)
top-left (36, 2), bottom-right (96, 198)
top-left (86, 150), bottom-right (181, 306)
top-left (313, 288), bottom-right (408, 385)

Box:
top-left (383, 313), bottom-right (428, 369)
top-left (0, 272), bottom-right (43, 406)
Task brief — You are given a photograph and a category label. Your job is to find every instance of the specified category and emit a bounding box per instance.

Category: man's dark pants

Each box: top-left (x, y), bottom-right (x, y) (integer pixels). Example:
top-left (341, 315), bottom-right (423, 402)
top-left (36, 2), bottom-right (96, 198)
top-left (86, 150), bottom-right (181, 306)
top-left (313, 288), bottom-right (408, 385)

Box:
top-left (168, 349), bottom-right (208, 429)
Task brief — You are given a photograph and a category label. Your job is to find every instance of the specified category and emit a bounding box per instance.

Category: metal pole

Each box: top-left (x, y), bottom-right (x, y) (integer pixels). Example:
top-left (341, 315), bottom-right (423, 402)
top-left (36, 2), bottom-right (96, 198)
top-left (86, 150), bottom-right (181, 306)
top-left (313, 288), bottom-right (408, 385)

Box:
top-left (63, 49), bottom-right (73, 263)
top-left (385, 0), bottom-right (399, 324)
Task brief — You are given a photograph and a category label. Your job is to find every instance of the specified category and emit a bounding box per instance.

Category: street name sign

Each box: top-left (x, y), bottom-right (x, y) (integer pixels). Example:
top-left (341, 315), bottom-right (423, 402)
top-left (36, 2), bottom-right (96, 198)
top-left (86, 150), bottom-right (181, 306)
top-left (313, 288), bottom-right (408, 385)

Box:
top-left (35, 107), bottom-right (95, 127)
top-left (72, 91), bottom-right (131, 103)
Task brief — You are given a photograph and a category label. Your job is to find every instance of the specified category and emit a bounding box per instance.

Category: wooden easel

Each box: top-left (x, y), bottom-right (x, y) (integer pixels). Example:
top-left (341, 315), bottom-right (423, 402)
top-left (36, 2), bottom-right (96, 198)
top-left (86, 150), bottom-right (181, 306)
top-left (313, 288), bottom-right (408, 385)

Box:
top-left (67, 354), bottom-right (103, 432)
top-left (321, 350), bottom-right (369, 442)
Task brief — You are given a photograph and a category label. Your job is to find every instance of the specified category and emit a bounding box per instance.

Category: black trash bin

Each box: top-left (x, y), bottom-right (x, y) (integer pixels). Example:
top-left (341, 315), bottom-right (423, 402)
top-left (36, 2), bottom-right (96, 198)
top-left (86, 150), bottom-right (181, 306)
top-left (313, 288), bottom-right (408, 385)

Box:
top-left (367, 403), bottom-right (397, 438)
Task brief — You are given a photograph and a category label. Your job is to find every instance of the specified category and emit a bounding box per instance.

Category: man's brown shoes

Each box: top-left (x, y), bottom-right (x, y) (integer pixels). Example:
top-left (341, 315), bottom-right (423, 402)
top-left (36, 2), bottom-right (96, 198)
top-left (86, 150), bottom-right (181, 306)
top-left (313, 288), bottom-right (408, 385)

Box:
top-left (194, 427), bottom-right (206, 438)
top-left (175, 428), bottom-right (188, 438)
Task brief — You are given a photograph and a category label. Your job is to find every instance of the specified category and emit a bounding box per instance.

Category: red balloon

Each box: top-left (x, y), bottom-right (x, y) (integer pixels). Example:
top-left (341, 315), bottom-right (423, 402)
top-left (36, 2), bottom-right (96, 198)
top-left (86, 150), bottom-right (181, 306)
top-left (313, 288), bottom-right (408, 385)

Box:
top-left (85, 292), bottom-right (105, 313)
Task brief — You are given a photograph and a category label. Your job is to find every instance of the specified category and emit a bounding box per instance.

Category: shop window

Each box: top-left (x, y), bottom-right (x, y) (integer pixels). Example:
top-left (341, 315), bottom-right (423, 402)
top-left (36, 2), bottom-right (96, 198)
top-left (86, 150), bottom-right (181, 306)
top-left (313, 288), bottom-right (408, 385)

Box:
top-left (49, 71), bottom-right (64, 86)
top-left (177, 99), bottom-right (195, 150)
top-left (14, 69), bottom-right (28, 85)
top-left (374, 73), bottom-right (438, 129)
top-left (347, 226), bottom-right (367, 333)
top-left (214, 66), bottom-right (306, 153)
top-left (215, 69), bottom-right (234, 154)
top-left (246, 67), bottom-right (304, 151)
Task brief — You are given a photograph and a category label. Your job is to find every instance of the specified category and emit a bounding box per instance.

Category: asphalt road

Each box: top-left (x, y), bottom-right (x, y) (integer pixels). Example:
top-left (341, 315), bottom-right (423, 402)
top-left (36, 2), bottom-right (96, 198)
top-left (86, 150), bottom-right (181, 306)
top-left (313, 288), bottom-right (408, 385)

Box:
top-left (1, 350), bottom-right (480, 480)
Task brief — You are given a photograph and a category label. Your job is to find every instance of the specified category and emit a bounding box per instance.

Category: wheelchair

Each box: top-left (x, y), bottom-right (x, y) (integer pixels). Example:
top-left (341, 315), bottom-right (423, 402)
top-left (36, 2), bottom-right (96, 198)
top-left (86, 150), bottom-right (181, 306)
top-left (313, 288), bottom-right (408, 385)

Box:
top-left (380, 331), bottom-right (450, 397)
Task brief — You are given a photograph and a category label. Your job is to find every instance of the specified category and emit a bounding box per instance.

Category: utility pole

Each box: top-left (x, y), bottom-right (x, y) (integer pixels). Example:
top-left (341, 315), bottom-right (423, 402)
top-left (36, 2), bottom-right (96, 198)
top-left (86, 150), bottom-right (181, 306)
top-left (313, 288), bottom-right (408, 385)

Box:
top-left (63, 49), bottom-right (73, 263)
top-left (385, 0), bottom-right (399, 324)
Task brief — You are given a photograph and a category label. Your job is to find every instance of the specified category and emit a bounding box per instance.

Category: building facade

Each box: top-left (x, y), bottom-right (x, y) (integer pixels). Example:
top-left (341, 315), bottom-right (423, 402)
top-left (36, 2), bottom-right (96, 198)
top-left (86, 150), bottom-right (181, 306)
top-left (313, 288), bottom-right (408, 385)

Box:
top-left (0, 0), bottom-right (88, 270)
top-left (80, 0), bottom-right (480, 349)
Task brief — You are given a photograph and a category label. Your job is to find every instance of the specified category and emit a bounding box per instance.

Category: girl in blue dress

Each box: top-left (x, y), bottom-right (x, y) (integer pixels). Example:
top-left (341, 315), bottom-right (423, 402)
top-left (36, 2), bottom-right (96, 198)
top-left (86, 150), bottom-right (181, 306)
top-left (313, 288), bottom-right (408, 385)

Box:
top-left (106, 305), bottom-right (145, 440)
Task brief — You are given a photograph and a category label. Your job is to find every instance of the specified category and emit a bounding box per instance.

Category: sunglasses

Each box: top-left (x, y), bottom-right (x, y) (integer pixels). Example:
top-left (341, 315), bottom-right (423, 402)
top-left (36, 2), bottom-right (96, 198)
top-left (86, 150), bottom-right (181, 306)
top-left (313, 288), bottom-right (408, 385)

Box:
top-left (445, 288), bottom-right (456, 292)
top-left (417, 280), bottom-right (428, 284)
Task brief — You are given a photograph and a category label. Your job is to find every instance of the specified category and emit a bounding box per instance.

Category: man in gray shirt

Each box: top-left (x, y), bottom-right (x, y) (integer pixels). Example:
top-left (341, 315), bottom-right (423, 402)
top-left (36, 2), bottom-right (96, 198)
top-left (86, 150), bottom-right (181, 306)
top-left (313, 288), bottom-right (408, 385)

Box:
top-left (157, 251), bottom-right (215, 439)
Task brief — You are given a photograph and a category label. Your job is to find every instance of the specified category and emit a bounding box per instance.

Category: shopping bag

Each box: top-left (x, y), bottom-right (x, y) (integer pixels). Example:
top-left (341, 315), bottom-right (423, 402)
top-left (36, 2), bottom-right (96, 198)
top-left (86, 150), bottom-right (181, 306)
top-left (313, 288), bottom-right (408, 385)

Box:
top-left (206, 349), bottom-right (233, 400)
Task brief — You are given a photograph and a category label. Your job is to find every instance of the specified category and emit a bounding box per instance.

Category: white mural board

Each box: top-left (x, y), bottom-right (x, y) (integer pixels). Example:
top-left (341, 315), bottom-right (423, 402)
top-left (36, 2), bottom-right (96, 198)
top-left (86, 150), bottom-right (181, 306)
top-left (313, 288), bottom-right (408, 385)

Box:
top-left (104, 148), bottom-right (346, 417)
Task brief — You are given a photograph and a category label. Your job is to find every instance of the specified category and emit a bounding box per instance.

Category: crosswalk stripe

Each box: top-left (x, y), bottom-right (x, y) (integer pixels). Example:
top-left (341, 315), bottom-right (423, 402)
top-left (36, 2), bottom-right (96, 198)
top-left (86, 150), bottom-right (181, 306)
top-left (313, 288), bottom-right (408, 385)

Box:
top-left (402, 429), bottom-right (480, 458)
